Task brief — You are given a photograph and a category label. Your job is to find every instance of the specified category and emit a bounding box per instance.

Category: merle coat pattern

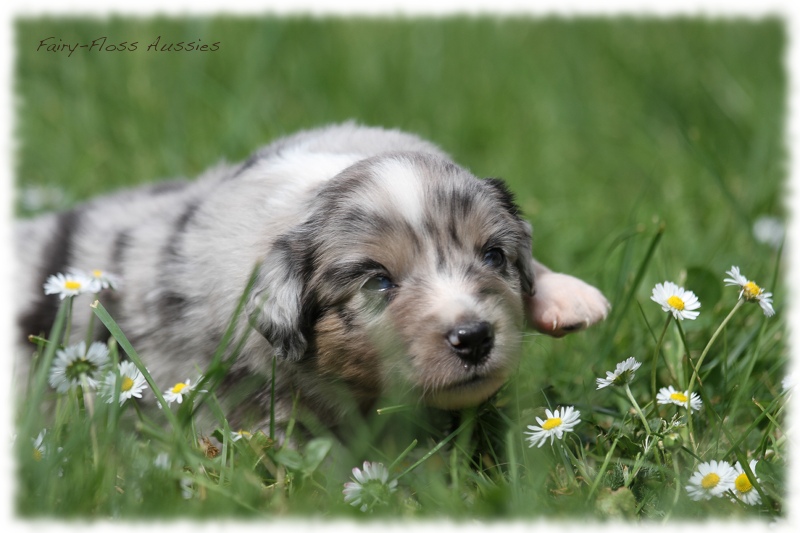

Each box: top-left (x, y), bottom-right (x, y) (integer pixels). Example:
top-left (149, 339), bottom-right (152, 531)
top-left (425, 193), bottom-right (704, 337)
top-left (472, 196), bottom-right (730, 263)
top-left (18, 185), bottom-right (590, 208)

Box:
top-left (16, 123), bottom-right (610, 438)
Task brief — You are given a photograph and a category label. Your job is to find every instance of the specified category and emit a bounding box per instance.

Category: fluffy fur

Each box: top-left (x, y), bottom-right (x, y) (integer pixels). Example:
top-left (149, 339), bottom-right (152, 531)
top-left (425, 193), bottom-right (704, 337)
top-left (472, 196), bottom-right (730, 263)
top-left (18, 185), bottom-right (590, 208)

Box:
top-left (15, 123), bottom-right (610, 437)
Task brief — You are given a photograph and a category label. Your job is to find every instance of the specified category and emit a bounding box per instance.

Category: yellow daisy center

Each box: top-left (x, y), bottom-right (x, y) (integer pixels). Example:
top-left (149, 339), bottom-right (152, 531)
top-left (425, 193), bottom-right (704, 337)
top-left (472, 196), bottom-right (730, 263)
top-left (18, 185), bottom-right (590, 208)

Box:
top-left (121, 376), bottom-right (134, 392)
top-left (92, 270), bottom-right (103, 278)
top-left (64, 280), bottom-right (82, 290)
top-left (743, 281), bottom-right (762, 299)
top-left (735, 473), bottom-right (753, 493)
top-left (171, 383), bottom-right (187, 394)
top-left (542, 417), bottom-right (562, 430)
top-left (670, 392), bottom-right (688, 403)
top-left (667, 295), bottom-right (685, 310)
top-left (33, 448), bottom-right (43, 462)
top-left (701, 472), bottom-right (720, 490)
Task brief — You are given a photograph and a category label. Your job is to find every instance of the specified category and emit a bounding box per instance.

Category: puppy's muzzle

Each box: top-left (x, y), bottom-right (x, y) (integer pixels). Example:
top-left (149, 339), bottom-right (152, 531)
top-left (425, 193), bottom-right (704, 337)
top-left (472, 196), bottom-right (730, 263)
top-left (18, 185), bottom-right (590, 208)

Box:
top-left (446, 320), bottom-right (494, 366)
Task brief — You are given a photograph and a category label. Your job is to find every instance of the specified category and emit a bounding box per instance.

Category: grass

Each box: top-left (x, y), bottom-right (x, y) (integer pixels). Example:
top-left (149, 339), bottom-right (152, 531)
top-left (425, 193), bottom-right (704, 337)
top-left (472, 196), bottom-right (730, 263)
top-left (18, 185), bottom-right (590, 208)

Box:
top-left (13, 15), bottom-right (788, 522)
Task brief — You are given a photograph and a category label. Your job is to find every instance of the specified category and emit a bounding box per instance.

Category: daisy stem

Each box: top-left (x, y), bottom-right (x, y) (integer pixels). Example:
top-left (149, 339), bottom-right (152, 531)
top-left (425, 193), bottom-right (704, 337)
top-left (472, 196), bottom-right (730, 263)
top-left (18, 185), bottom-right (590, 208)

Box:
top-left (80, 374), bottom-right (100, 469)
top-left (674, 318), bottom-right (696, 447)
top-left (685, 299), bottom-right (745, 429)
top-left (730, 317), bottom-right (769, 414)
top-left (63, 296), bottom-right (74, 345)
top-left (556, 439), bottom-right (577, 487)
top-left (84, 307), bottom-right (96, 349)
top-left (624, 383), bottom-right (651, 436)
top-left (674, 319), bottom-right (691, 388)
top-left (686, 299), bottom-right (744, 396)
top-left (686, 299), bottom-right (745, 448)
top-left (106, 340), bottom-right (121, 440)
top-left (649, 316), bottom-right (672, 417)
top-left (132, 397), bottom-right (149, 425)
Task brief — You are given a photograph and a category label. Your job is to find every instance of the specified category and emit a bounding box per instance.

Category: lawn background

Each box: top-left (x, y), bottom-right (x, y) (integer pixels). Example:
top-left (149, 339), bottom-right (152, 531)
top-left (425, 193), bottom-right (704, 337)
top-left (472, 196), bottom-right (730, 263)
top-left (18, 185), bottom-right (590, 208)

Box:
top-left (10, 12), bottom-right (790, 521)
top-left (15, 16), bottom-right (786, 280)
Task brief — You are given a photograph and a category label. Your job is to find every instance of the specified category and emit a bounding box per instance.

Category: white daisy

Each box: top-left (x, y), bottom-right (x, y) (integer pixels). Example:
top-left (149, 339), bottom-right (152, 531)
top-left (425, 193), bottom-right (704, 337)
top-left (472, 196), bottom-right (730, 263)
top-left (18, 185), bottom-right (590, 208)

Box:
top-left (651, 281), bottom-right (701, 320)
top-left (18, 183), bottom-right (67, 212)
top-left (48, 341), bottom-right (110, 393)
top-left (230, 430), bottom-right (252, 442)
top-left (163, 378), bottom-right (198, 405)
top-left (32, 430), bottom-right (47, 462)
top-left (686, 460), bottom-right (737, 501)
top-left (782, 372), bottom-right (794, 392)
top-left (753, 215), bottom-right (784, 250)
top-left (100, 361), bottom-right (148, 405)
top-left (656, 385), bottom-right (702, 411)
top-left (83, 268), bottom-right (122, 292)
top-left (43, 271), bottom-right (92, 299)
top-left (154, 452), bottom-right (171, 470)
top-left (180, 477), bottom-right (195, 500)
top-left (342, 461), bottom-right (398, 512)
top-left (596, 357), bottom-right (642, 389)
top-left (525, 405), bottom-right (581, 448)
top-left (724, 266), bottom-right (775, 317)
top-left (732, 460), bottom-right (761, 506)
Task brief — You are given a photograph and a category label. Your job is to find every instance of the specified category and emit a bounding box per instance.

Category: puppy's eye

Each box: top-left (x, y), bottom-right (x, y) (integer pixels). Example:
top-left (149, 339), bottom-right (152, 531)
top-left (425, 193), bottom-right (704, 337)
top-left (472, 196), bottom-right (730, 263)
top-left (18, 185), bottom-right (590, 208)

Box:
top-left (482, 248), bottom-right (506, 269)
top-left (362, 275), bottom-right (397, 292)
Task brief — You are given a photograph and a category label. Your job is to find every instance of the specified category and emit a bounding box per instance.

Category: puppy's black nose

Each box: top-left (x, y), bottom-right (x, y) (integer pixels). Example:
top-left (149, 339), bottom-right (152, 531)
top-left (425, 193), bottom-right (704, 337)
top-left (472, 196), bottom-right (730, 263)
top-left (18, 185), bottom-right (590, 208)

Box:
top-left (446, 321), bottom-right (494, 365)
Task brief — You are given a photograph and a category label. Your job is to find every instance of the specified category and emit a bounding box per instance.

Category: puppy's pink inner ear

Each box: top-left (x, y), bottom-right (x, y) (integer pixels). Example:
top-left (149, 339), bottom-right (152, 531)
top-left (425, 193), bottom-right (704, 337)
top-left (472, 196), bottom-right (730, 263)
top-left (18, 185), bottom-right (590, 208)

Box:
top-left (525, 267), bottom-right (610, 338)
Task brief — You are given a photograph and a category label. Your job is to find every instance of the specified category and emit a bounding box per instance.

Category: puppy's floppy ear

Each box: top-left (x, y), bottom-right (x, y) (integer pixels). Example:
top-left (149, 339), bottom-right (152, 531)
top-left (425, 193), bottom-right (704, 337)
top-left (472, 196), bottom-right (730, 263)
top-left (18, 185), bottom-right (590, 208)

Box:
top-left (515, 219), bottom-right (535, 297)
top-left (246, 228), bottom-right (316, 362)
top-left (482, 177), bottom-right (534, 297)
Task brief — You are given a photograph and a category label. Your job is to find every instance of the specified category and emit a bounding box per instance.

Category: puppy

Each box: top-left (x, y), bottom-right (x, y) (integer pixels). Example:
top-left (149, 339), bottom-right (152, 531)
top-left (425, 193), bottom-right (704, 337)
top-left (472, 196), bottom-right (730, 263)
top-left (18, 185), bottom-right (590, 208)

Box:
top-left (15, 122), bottom-right (609, 438)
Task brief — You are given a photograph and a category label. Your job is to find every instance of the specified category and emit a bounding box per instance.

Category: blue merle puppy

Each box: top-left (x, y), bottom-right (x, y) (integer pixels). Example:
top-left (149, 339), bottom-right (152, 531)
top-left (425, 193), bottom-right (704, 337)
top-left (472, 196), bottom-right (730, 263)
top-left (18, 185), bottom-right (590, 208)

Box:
top-left (15, 122), bottom-right (609, 439)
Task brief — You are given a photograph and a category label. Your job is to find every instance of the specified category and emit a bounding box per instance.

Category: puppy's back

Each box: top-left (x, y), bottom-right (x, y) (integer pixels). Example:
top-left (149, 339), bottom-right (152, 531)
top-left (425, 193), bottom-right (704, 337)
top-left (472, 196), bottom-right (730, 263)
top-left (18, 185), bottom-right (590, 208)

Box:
top-left (244, 121), bottom-right (450, 163)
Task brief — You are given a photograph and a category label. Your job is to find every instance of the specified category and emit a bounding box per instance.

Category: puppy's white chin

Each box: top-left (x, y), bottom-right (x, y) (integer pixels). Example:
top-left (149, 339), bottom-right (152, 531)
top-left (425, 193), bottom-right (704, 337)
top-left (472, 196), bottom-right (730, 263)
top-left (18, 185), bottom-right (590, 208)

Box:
top-left (424, 374), bottom-right (507, 410)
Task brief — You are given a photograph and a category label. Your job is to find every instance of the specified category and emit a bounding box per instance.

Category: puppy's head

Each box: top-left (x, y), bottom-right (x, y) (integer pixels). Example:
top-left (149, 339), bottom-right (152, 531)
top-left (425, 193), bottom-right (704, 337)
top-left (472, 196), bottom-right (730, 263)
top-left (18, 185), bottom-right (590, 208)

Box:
top-left (248, 152), bottom-right (533, 409)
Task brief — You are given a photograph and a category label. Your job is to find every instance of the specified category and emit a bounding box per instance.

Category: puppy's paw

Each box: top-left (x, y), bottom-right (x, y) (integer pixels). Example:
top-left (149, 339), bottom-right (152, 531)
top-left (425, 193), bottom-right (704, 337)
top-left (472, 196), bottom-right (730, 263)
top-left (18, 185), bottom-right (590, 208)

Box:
top-left (527, 272), bottom-right (611, 337)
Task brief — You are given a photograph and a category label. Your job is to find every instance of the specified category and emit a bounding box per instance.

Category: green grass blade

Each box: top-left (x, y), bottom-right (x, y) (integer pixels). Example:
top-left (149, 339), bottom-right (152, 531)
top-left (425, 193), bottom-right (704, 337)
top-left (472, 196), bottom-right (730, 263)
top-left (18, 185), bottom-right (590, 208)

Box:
top-left (600, 222), bottom-right (665, 358)
top-left (91, 300), bottom-right (180, 431)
